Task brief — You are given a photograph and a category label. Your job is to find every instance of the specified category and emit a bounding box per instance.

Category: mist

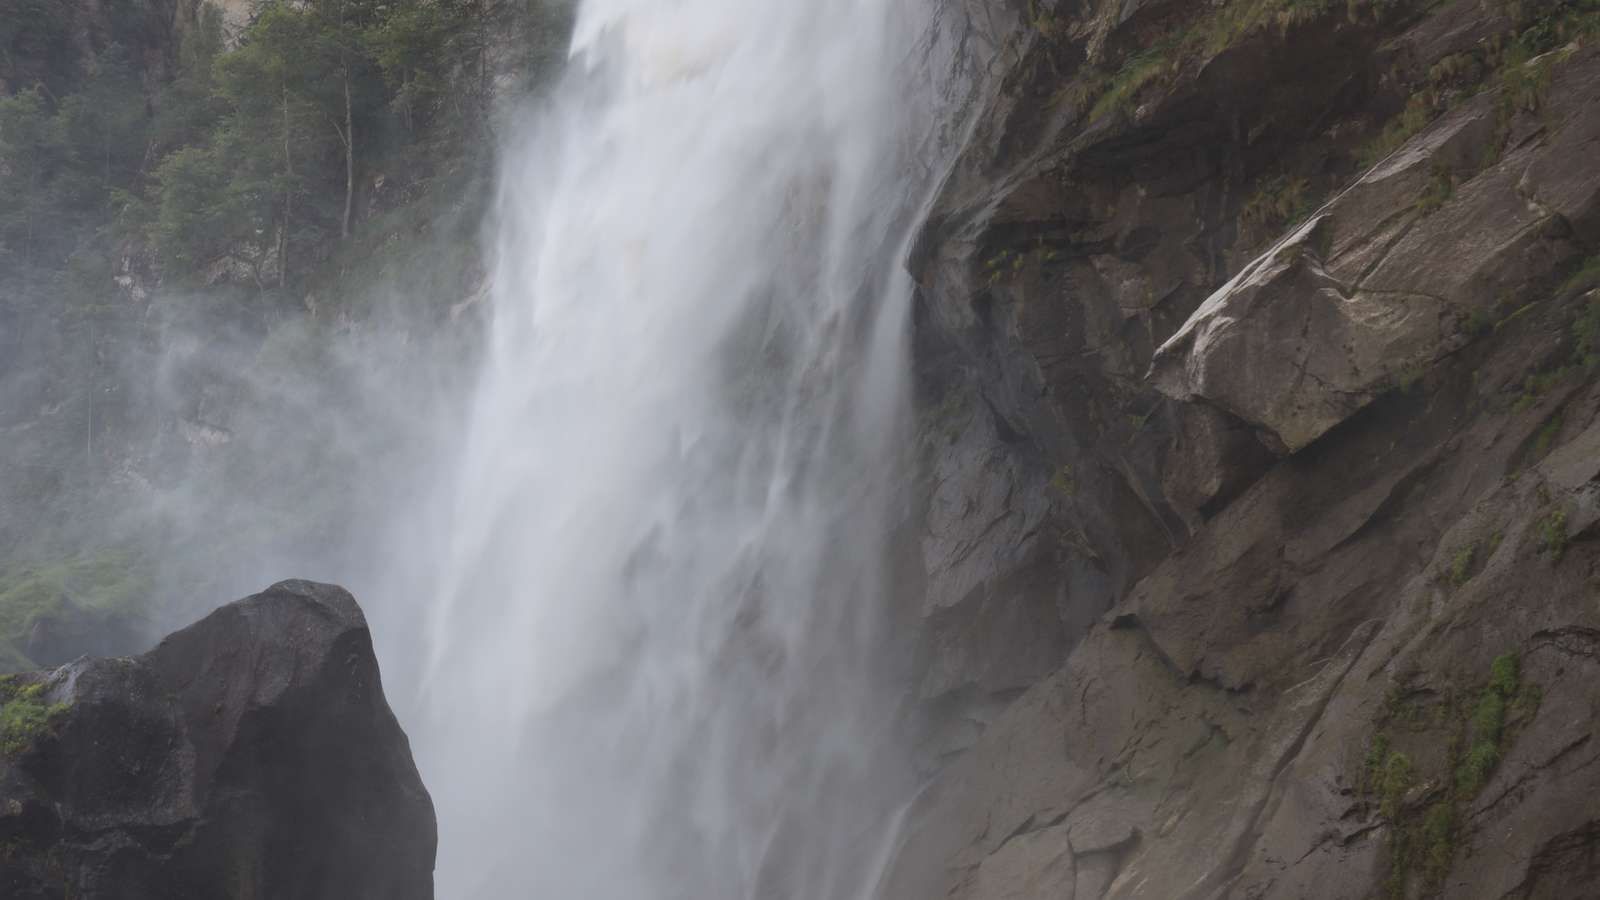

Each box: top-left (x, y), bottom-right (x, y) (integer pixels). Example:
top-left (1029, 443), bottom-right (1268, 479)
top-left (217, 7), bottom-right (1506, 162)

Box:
top-left (4, 0), bottom-right (942, 896)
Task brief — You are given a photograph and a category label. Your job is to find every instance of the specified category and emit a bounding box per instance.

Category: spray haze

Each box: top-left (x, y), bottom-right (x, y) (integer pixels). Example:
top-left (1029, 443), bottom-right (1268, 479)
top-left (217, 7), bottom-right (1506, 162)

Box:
top-left (416, 0), bottom-right (930, 895)
top-left (2, 0), bottom-right (938, 895)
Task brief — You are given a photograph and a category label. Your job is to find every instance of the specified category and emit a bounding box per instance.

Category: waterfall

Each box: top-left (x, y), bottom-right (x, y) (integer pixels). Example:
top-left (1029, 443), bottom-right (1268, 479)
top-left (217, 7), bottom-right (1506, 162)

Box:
top-left (412, 1), bottom-right (931, 896)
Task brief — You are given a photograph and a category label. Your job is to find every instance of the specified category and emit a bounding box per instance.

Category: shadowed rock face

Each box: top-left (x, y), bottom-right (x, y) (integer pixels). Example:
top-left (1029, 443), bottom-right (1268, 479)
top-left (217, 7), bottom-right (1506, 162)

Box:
top-left (894, 0), bottom-right (1600, 897)
top-left (0, 580), bottom-right (435, 900)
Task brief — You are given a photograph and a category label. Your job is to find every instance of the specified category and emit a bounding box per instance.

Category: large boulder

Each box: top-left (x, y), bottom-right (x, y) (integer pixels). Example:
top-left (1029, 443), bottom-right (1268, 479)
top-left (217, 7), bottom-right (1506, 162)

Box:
top-left (0, 580), bottom-right (435, 900)
top-left (1152, 46), bottom-right (1600, 452)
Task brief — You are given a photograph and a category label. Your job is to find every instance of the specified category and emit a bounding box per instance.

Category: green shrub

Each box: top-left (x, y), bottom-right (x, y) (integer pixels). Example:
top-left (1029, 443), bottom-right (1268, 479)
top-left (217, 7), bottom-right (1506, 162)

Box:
top-left (0, 678), bottom-right (68, 756)
top-left (1471, 690), bottom-right (1506, 745)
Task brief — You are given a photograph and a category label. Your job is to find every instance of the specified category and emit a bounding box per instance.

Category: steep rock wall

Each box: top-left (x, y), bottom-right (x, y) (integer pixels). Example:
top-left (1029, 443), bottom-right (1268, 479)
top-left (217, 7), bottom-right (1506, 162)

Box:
top-left (896, 0), bottom-right (1600, 896)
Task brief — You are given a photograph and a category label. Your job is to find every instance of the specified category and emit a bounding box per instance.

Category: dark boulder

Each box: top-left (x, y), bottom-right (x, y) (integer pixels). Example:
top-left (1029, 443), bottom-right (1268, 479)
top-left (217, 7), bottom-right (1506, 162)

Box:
top-left (0, 580), bottom-right (435, 900)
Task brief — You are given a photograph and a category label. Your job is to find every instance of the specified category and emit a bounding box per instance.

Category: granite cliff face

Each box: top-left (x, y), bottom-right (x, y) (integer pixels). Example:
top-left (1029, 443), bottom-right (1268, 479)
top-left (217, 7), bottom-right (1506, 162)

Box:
top-left (0, 581), bottom-right (435, 899)
top-left (892, 0), bottom-right (1600, 897)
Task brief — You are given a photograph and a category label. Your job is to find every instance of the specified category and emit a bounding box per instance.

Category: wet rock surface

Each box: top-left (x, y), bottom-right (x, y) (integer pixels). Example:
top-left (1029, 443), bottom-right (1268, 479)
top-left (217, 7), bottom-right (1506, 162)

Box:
top-left (897, 0), bottom-right (1600, 896)
top-left (0, 580), bottom-right (435, 900)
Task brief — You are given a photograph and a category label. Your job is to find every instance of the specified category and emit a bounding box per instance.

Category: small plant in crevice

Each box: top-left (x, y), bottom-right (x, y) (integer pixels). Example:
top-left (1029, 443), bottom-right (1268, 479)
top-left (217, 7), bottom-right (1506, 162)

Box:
top-left (1531, 412), bottom-right (1563, 458)
top-left (1562, 255), bottom-right (1600, 300)
top-left (1359, 2), bottom-right (1597, 176)
top-left (982, 248), bottom-right (1022, 286)
top-left (1464, 305), bottom-right (1497, 338)
top-left (1240, 175), bottom-right (1313, 240)
top-left (1496, 41), bottom-right (1561, 121)
top-left (1537, 507), bottom-right (1569, 562)
top-left (981, 241), bottom-right (1062, 288)
top-left (1568, 279), bottom-right (1600, 368)
top-left (1027, 0), bottom-right (1068, 39)
top-left (1485, 530), bottom-right (1504, 561)
top-left (1088, 38), bottom-right (1181, 122)
top-left (1359, 88), bottom-right (1443, 168)
top-left (1050, 464), bottom-right (1078, 497)
top-left (1415, 166), bottom-right (1454, 215)
top-left (1512, 367), bottom-right (1571, 412)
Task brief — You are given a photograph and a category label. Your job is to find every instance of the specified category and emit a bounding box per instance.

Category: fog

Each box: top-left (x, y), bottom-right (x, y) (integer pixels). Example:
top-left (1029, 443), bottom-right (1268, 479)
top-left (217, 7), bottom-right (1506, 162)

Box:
top-left (4, 0), bottom-right (944, 896)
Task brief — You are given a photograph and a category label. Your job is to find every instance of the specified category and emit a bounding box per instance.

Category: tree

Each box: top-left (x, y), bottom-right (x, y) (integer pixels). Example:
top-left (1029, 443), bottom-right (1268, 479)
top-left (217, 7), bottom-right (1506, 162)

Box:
top-left (364, 0), bottom-right (465, 138)
top-left (0, 0), bottom-right (73, 93)
top-left (150, 5), bottom-right (227, 153)
top-left (0, 87), bottom-right (65, 265)
top-left (54, 45), bottom-right (148, 205)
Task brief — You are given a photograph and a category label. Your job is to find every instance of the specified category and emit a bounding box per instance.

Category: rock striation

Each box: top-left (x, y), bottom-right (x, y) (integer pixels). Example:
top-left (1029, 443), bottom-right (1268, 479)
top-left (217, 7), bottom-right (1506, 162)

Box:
top-left (0, 580), bottom-right (435, 900)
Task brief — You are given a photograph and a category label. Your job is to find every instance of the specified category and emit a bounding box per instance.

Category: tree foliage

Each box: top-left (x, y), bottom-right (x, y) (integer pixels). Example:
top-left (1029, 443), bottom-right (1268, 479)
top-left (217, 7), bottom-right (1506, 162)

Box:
top-left (0, 0), bottom-right (573, 295)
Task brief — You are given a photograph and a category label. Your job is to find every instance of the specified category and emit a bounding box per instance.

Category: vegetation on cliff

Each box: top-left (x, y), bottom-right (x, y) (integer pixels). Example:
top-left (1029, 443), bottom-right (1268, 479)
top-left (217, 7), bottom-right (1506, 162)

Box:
top-left (2, 0), bottom-right (570, 298)
top-left (0, 0), bottom-right (574, 671)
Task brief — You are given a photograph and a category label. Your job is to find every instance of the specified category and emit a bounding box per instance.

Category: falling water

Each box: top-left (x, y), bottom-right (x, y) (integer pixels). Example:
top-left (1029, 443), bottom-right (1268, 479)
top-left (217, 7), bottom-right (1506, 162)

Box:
top-left (413, 1), bottom-right (932, 896)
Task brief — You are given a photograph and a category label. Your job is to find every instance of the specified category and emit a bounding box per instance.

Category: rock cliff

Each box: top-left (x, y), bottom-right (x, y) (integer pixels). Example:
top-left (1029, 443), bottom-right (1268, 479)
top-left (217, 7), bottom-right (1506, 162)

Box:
top-left (0, 580), bottom-right (435, 899)
top-left (893, 0), bottom-right (1600, 897)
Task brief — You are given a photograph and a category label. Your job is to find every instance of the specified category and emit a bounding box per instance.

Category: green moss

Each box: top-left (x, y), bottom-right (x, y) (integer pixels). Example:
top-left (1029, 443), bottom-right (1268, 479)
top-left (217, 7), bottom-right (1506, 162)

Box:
top-left (0, 677), bottom-right (69, 756)
top-left (1050, 465), bottom-right (1078, 497)
top-left (0, 549), bottom-right (152, 669)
